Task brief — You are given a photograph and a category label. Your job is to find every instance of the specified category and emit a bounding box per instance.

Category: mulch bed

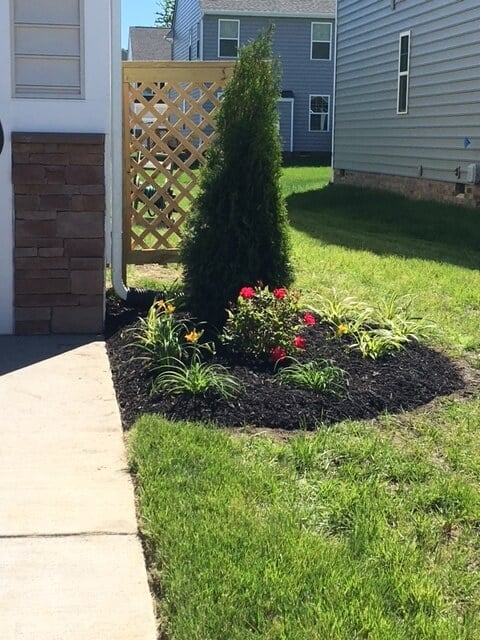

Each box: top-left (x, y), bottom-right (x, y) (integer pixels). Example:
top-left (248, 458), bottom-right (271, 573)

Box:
top-left (105, 296), bottom-right (467, 431)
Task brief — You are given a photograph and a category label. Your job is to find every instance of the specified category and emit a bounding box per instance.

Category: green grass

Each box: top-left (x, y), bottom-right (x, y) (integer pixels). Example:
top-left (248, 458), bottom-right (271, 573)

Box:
top-left (127, 164), bottom-right (480, 638)
top-left (130, 412), bottom-right (480, 640)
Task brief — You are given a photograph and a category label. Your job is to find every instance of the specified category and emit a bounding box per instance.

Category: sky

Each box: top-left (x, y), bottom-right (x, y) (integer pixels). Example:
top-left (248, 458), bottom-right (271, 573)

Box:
top-left (122, 0), bottom-right (159, 48)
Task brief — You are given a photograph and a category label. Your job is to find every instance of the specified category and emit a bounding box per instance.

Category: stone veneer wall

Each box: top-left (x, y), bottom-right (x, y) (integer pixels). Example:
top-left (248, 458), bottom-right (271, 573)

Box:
top-left (12, 133), bottom-right (105, 335)
top-left (333, 170), bottom-right (480, 208)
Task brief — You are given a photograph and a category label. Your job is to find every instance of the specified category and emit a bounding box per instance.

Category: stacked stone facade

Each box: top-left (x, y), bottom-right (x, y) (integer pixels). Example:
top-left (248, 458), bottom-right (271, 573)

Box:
top-left (333, 170), bottom-right (480, 208)
top-left (12, 133), bottom-right (105, 335)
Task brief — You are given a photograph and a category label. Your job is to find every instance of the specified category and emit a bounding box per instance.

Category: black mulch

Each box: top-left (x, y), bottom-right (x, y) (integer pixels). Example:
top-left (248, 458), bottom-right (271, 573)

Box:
top-left (105, 297), bottom-right (466, 431)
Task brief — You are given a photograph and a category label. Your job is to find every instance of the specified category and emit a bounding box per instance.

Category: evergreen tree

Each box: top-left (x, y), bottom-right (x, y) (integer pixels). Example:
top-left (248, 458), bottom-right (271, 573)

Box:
top-left (181, 30), bottom-right (294, 327)
top-left (155, 0), bottom-right (175, 28)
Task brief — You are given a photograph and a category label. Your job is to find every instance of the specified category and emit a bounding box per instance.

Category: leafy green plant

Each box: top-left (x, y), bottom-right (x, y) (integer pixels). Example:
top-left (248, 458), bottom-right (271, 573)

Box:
top-left (151, 357), bottom-right (243, 399)
top-left (275, 359), bottom-right (345, 394)
top-left (221, 285), bottom-right (311, 362)
top-left (310, 290), bottom-right (435, 360)
top-left (128, 300), bottom-right (214, 371)
top-left (308, 290), bottom-right (374, 329)
top-left (181, 29), bottom-right (293, 327)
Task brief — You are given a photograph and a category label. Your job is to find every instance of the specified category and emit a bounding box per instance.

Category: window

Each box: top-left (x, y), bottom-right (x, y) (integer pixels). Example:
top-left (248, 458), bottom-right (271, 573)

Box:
top-left (13, 0), bottom-right (83, 98)
top-left (218, 19), bottom-right (239, 58)
top-left (309, 95), bottom-right (330, 132)
top-left (196, 22), bottom-right (201, 59)
top-left (311, 22), bottom-right (332, 60)
top-left (397, 31), bottom-right (410, 114)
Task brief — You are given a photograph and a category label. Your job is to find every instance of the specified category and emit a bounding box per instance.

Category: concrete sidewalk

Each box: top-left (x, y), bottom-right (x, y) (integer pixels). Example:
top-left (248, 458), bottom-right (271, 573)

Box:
top-left (0, 336), bottom-right (157, 640)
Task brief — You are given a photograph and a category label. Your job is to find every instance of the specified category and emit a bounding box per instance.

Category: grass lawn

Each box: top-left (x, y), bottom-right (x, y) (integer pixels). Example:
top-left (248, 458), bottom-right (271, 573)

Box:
top-left (127, 165), bottom-right (480, 639)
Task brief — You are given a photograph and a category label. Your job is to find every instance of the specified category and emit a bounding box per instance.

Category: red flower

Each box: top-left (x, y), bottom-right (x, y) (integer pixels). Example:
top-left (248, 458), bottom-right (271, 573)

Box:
top-left (303, 312), bottom-right (316, 326)
top-left (239, 286), bottom-right (255, 300)
top-left (270, 346), bottom-right (287, 362)
top-left (273, 288), bottom-right (287, 300)
top-left (293, 336), bottom-right (306, 349)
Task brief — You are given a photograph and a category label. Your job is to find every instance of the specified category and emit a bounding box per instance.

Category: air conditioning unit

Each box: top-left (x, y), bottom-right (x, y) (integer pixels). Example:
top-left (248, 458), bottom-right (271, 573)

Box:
top-left (466, 163), bottom-right (480, 184)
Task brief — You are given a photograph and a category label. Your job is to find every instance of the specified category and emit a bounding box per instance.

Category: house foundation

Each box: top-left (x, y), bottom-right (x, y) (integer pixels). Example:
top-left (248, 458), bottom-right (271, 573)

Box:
top-left (333, 170), bottom-right (480, 208)
top-left (12, 132), bottom-right (105, 335)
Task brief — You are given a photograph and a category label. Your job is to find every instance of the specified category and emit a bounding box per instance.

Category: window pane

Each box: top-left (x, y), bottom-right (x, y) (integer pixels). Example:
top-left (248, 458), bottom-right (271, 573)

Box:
top-left (312, 23), bottom-right (331, 41)
top-left (220, 21), bottom-right (238, 39)
top-left (400, 35), bottom-right (409, 72)
top-left (15, 25), bottom-right (80, 56)
top-left (15, 0), bottom-right (80, 25)
top-left (311, 96), bottom-right (329, 113)
top-left (312, 41), bottom-right (330, 60)
top-left (219, 39), bottom-right (237, 57)
top-left (311, 113), bottom-right (328, 131)
top-left (398, 75), bottom-right (408, 112)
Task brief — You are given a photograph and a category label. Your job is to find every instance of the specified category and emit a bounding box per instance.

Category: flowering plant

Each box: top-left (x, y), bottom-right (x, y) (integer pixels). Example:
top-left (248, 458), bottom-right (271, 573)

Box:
top-left (221, 285), bottom-right (311, 362)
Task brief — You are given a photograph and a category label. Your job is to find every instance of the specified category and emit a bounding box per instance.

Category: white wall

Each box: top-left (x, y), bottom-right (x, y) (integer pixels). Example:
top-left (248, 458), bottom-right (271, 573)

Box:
top-left (0, 0), bottom-right (118, 334)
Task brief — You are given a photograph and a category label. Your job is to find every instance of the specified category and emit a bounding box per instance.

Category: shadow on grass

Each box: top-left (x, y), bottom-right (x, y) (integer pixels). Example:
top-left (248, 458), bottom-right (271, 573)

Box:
top-left (287, 183), bottom-right (480, 270)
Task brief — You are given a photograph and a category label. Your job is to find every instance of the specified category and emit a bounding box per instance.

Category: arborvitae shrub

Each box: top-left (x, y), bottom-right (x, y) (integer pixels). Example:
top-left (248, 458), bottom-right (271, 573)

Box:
top-left (180, 30), bottom-right (294, 328)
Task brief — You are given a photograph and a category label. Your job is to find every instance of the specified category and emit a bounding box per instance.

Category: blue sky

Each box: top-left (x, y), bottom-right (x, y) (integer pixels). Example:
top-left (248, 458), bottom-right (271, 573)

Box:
top-left (122, 0), bottom-right (159, 48)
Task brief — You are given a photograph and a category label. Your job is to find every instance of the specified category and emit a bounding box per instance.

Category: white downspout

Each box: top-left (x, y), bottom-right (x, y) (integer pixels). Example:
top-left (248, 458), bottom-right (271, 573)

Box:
top-left (110, 0), bottom-right (128, 300)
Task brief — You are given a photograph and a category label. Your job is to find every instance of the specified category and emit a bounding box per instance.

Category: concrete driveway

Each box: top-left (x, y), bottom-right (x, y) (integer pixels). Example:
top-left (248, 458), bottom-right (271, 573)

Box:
top-left (0, 336), bottom-right (157, 640)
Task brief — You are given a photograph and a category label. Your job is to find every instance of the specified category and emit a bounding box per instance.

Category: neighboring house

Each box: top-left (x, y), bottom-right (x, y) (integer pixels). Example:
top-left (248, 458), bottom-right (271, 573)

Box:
top-left (333, 0), bottom-right (480, 207)
top-left (0, 0), bottom-right (119, 335)
top-left (128, 26), bottom-right (173, 61)
top-left (171, 0), bottom-right (336, 154)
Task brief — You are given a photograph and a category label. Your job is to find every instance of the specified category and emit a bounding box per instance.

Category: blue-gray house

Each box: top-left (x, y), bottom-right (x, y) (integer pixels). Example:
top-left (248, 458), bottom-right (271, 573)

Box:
top-left (334, 0), bottom-right (480, 207)
top-left (172, 0), bottom-right (336, 155)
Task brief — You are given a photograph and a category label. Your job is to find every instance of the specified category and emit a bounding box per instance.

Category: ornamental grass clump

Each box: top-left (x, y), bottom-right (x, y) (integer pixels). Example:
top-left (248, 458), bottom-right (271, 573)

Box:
top-left (129, 300), bottom-right (214, 371)
top-left (221, 285), bottom-right (314, 362)
top-left (181, 29), bottom-right (293, 327)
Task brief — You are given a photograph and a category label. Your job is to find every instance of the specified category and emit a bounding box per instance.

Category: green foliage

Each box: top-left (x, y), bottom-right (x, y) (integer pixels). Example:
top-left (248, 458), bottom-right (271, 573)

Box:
top-left (275, 359), bottom-right (345, 394)
top-left (155, 0), bottom-right (175, 27)
top-left (181, 30), bottom-right (293, 327)
top-left (151, 356), bottom-right (242, 399)
top-left (221, 285), bottom-right (305, 361)
top-left (310, 291), bottom-right (435, 360)
top-left (128, 301), bottom-right (214, 371)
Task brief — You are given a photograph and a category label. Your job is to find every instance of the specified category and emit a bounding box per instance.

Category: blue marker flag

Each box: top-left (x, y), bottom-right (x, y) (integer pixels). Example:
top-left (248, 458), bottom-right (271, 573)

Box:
top-left (464, 138), bottom-right (471, 149)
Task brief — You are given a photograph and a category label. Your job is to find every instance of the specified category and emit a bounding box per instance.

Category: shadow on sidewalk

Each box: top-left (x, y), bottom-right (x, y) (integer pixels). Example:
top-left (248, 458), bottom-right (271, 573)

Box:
top-left (0, 335), bottom-right (99, 376)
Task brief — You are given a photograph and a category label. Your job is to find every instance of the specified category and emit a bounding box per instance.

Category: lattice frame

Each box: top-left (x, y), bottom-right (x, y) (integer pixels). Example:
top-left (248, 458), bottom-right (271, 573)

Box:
top-left (122, 62), bottom-right (235, 266)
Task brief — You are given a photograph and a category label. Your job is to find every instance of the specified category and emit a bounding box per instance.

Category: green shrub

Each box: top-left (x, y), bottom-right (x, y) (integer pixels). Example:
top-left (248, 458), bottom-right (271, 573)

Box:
top-left (181, 29), bottom-right (293, 327)
top-left (221, 285), bottom-right (309, 362)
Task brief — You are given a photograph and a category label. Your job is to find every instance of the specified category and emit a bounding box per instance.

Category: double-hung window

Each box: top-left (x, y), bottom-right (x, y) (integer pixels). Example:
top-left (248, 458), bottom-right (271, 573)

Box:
top-left (311, 22), bottom-right (332, 60)
top-left (218, 19), bottom-right (239, 58)
top-left (309, 95), bottom-right (330, 132)
top-left (13, 0), bottom-right (83, 98)
top-left (397, 31), bottom-right (410, 114)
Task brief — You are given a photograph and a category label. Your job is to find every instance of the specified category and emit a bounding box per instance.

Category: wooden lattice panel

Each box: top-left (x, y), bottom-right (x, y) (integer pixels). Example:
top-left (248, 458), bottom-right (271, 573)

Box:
top-left (122, 62), bottom-right (235, 265)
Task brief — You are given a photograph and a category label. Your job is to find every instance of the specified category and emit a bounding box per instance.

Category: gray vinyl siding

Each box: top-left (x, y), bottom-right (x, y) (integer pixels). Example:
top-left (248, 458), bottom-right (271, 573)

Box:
top-left (334, 0), bottom-right (480, 184)
top-left (172, 0), bottom-right (202, 60)
top-left (201, 14), bottom-right (335, 153)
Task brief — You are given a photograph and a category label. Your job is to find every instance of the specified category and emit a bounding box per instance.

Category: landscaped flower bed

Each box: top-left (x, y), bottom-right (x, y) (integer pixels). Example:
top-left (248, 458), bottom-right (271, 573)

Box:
top-left (106, 287), bottom-right (464, 430)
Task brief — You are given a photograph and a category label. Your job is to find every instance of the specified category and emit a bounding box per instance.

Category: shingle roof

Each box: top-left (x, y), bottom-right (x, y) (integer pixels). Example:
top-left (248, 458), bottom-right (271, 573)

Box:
top-left (128, 27), bottom-right (172, 61)
top-left (200, 0), bottom-right (335, 17)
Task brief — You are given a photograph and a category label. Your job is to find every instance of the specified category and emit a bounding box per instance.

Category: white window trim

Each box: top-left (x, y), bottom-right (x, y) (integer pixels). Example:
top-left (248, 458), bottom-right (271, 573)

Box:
top-left (11, 0), bottom-right (85, 99)
top-left (309, 94), bottom-right (330, 132)
top-left (310, 22), bottom-right (332, 61)
top-left (218, 18), bottom-right (239, 59)
top-left (397, 30), bottom-right (411, 115)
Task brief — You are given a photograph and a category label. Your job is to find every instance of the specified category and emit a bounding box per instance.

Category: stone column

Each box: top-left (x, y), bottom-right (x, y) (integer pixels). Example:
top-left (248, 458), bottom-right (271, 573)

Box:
top-left (12, 133), bottom-right (106, 335)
